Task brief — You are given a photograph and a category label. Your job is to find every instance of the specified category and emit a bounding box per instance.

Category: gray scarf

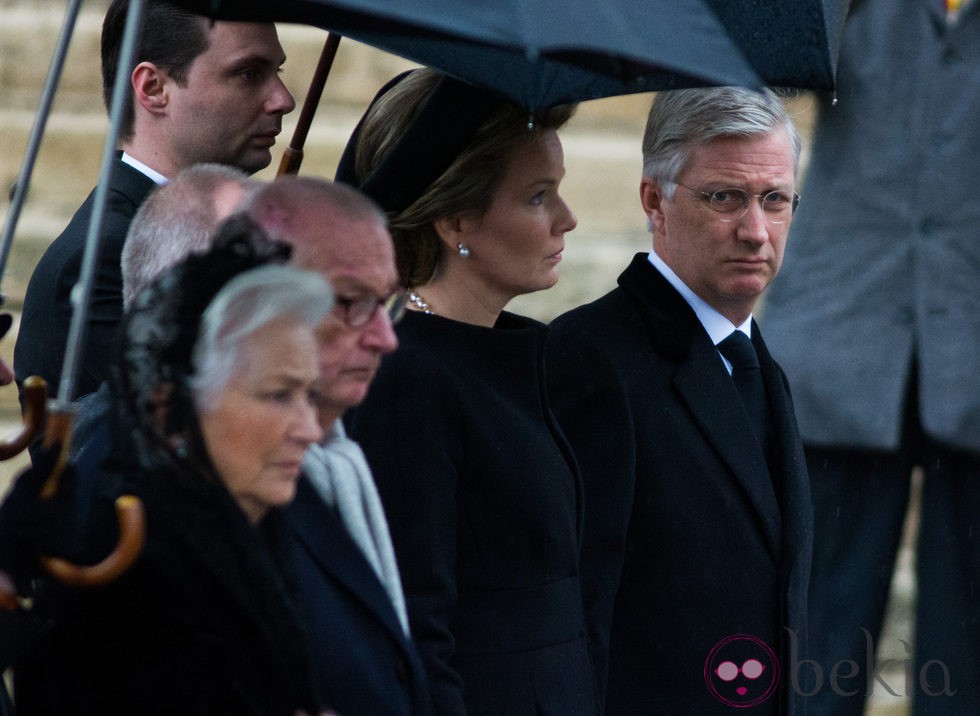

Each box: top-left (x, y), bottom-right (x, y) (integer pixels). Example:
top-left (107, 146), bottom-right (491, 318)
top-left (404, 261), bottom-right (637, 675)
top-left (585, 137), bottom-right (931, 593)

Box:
top-left (302, 420), bottom-right (410, 636)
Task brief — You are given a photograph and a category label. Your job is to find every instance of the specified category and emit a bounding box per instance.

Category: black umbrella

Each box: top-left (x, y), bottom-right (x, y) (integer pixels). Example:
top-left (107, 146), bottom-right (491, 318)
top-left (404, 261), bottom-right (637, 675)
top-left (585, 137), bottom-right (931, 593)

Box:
top-left (703, 0), bottom-right (851, 90)
top-left (173, 0), bottom-right (764, 110)
top-left (177, 0), bottom-right (853, 104)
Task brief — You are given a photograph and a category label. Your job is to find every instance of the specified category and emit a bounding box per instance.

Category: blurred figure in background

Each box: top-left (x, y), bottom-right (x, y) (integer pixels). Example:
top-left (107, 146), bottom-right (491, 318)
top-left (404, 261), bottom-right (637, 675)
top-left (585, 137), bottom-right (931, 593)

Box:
top-left (763, 0), bottom-right (980, 713)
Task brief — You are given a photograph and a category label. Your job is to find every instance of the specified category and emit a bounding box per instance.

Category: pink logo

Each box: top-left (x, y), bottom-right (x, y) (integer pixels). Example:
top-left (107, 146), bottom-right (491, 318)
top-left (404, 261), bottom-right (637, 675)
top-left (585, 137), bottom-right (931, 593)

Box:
top-left (704, 634), bottom-right (779, 708)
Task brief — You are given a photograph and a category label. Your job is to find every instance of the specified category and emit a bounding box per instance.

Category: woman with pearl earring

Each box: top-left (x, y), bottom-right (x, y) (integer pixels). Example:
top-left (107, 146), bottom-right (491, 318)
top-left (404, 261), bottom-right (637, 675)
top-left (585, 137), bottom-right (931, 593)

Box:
top-left (339, 68), bottom-right (594, 715)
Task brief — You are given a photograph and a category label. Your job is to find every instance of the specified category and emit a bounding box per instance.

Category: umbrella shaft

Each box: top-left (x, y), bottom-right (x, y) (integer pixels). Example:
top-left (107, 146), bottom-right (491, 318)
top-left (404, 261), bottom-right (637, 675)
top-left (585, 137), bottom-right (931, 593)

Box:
top-left (0, 0), bottom-right (83, 299)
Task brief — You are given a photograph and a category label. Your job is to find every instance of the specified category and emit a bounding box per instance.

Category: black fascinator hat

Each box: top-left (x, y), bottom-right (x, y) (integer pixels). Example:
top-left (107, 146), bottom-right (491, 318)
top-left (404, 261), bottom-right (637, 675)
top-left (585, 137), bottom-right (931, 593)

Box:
top-left (335, 70), bottom-right (507, 214)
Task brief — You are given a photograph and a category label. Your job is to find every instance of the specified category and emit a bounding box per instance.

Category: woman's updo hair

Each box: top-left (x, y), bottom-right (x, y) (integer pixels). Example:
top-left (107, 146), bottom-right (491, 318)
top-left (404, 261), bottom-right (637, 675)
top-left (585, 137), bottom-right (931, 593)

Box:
top-left (351, 69), bottom-right (575, 287)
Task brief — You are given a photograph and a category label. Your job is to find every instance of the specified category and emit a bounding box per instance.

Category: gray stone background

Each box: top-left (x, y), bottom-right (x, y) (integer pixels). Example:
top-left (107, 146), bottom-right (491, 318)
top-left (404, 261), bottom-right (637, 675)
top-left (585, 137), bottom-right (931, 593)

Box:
top-left (0, 2), bottom-right (916, 713)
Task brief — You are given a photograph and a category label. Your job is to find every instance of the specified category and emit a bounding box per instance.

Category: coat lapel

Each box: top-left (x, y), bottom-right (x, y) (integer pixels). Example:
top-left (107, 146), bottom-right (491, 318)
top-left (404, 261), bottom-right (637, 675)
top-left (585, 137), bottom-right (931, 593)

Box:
top-left (618, 255), bottom-right (782, 558)
top-left (286, 477), bottom-right (407, 641)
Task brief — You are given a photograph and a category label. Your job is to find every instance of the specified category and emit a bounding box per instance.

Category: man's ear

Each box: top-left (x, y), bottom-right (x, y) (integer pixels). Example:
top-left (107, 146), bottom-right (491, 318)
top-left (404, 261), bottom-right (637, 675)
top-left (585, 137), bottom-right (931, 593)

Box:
top-left (131, 62), bottom-right (169, 116)
top-left (640, 176), bottom-right (668, 235)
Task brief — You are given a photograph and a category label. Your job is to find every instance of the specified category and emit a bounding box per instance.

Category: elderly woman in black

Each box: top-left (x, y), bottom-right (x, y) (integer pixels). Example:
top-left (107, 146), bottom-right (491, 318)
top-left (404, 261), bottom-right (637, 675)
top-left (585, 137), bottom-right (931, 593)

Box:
top-left (341, 69), bottom-right (596, 714)
top-left (13, 229), bottom-right (335, 715)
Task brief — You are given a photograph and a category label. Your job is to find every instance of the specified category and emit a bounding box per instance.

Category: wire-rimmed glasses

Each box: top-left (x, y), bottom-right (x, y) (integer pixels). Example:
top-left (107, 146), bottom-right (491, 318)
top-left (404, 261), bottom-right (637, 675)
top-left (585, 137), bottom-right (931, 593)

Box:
top-left (672, 181), bottom-right (800, 224)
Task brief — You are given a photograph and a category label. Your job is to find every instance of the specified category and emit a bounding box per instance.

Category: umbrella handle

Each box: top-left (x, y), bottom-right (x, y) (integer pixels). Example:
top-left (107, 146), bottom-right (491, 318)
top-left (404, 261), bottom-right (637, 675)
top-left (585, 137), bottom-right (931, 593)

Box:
top-left (0, 375), bottom-right (47, 461)
top-left (277, 32), bottom-right (342, 177)
top-left (37, 406), bottom-right (147, 587)
top-left (0, 408), bottom-right (147, 612)
top-left (0, 496), bottom-right (147, 608)
top-left (40, 495), bottom-right (146, 588)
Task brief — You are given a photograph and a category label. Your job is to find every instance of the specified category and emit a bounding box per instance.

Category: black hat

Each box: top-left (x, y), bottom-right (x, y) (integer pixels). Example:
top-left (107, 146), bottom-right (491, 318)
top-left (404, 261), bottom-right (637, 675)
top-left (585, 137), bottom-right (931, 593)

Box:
top-left (335, 70), bottom-right (507, 214)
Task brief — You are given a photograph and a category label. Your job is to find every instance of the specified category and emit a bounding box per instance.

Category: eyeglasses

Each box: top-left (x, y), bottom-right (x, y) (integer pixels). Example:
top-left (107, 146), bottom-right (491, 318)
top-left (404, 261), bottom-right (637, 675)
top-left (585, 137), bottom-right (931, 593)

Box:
top-left (672, 181), bottom-right (800, 224)
top-left (334, 288), bottom-right (409, 328)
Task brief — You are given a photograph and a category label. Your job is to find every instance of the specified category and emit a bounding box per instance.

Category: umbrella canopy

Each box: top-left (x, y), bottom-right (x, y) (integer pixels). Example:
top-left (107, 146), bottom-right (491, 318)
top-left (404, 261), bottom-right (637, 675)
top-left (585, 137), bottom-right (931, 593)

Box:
top-left (173, 0), bottom-right (763, 109)
top-left (703, 0), bottom-right (851, 90)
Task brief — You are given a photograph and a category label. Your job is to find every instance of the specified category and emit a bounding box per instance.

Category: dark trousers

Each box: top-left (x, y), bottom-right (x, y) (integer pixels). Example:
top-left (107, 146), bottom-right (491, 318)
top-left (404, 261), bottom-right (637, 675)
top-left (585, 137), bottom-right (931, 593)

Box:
top-left (806, 380), bottom-right (980, 715)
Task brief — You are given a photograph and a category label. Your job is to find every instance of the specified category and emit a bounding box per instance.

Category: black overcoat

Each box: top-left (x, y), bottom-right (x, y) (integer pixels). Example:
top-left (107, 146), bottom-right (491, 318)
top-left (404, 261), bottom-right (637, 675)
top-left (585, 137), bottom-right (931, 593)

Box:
top-left (284, 476), bottom-right (433, 715)
top-left (546, 254), bottom-right (812, 715)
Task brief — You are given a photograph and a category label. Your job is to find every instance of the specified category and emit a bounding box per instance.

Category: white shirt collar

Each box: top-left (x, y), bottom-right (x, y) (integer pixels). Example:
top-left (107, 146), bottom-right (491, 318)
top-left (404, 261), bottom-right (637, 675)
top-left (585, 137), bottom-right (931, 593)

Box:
top-left (646, 250), bottom-right (752, 346)
top-left (121, 152), bottom-right (169, 186)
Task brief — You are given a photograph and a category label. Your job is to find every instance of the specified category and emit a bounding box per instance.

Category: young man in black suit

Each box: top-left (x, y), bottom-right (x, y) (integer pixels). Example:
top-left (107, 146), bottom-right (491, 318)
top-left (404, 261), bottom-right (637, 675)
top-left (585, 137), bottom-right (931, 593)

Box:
top-left (547, 86), bottom-right (811, 714)
top-left (14, 0), bottom-right (294, 401)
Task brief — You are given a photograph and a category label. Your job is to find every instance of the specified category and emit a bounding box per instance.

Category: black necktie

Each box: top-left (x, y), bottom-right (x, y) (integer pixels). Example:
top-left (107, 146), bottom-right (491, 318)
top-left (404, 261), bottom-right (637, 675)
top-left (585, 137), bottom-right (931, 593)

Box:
top-left (717, 331), bottom-right (771, 459)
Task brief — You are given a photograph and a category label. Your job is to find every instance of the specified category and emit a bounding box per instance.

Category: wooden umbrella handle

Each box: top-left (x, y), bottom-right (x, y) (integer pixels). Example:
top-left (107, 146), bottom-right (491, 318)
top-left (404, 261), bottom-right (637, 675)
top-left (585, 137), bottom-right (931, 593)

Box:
top-left (40, 495), bottom-right (146, 588)
top-left (277, 32), bottom-right (342, 177)
top-left (38, 407), bottom-right (146, 587)
top-left (0, 375), bottom-right (46, 461)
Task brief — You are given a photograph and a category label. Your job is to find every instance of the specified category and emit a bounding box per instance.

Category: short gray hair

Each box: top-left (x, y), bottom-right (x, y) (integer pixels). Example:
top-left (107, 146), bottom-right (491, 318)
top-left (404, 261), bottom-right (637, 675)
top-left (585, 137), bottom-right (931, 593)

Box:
top-left (641, 86), bottom-right (802, 198)
top-left (122, 163), bottom-right (254, 307)
top-left (190, 265), bottom-right (333, 410)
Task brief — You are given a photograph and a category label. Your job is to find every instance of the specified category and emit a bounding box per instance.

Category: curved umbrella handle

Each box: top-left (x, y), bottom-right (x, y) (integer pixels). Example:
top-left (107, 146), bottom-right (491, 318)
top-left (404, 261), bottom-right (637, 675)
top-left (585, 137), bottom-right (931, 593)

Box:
top-left (0, 375), bottom-right (47, 461)
top-left (0, 307), bottom-right (46, 460)
top-left (36, 405), bottom-right (147, 587)
top-left (40, 495), bottom-right (146, 587)
top-left (0, 498), bottom-right (146, 609)
top-left (0, 412), bottom-right (148, 611)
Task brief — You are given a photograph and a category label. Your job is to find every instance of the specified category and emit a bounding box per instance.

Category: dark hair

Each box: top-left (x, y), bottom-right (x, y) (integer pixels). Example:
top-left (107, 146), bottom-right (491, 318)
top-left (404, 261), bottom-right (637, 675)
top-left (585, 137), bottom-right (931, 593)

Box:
top-left (102, 0), bottom-right (210, 141)
top-left (352, 69), bottom-right (575, 287)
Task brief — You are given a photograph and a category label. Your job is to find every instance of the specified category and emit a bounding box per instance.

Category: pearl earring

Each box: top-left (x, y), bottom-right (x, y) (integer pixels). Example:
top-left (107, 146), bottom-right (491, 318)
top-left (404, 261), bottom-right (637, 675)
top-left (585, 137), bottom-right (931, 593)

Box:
top-left (457, 242), bottom-right (471, 258)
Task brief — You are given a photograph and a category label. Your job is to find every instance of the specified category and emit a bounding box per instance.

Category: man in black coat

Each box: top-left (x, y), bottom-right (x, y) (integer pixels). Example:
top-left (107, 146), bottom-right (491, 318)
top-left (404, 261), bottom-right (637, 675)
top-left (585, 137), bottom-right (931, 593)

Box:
top-left (547, 87), bottom-right (812, 714)
top-left (242, 177), bottom-right (430, 715)
top-left (14, 0), bottom-right (294, 401)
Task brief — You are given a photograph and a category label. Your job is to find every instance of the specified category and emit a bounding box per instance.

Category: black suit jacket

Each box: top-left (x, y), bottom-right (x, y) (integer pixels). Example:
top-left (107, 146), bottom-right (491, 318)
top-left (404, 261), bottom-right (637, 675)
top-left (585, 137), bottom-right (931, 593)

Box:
top-left (284, 477), bottom-right (432, 716)
top-left (547, 254), bottom-right (812, 715)
top-left (14, 155), bottom-right (156, 400)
